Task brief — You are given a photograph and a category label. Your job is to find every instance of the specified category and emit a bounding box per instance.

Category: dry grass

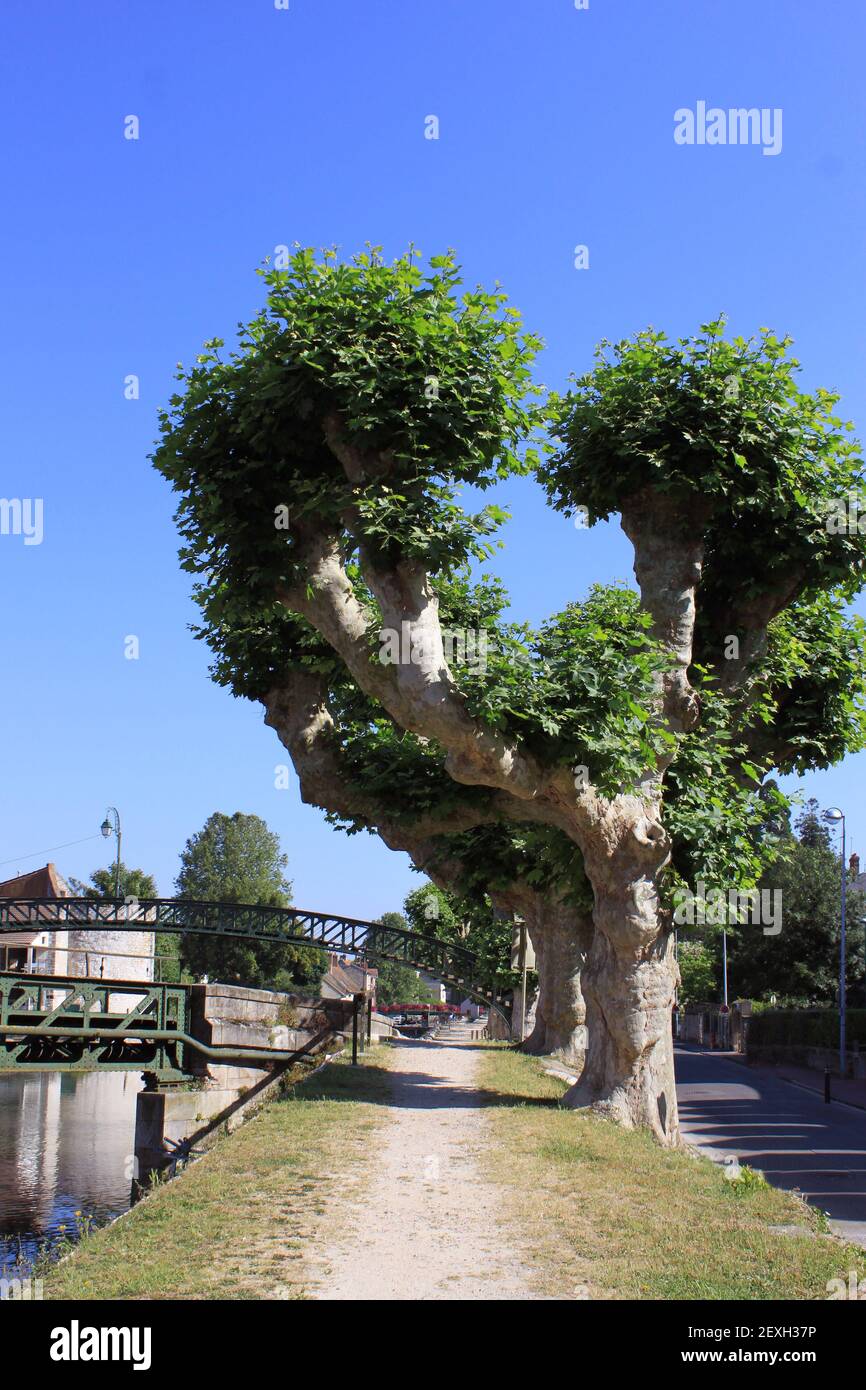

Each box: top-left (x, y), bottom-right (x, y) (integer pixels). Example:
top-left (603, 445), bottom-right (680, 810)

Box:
top-left (44, 1049), bottom-right (395, 1301)
top-left (45, 1040), bottom-right (865, 1302)
top-left (477, 1045), bottom-right (866, 1301)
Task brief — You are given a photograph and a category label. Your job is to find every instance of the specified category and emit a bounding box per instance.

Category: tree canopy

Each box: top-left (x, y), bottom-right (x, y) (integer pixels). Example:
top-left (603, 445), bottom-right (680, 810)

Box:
top-left (728, 801), bottom-right (865, 1006)
top-left (174, 811), bottom-right (324, 990)
top-left (369, 912), bottom-right (440, 1006)
top-left (68, 863), bottom-right (157, 900)
top-left (153, 248), bottom-right (866, 1142)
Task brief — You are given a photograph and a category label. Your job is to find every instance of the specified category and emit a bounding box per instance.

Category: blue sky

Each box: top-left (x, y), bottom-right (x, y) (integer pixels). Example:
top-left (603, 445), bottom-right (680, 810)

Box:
top-left (0, 0), bottom-right (864, 915)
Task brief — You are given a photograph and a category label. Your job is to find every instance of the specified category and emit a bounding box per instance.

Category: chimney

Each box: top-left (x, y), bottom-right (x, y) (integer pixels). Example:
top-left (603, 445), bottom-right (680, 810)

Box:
top-left (850, 853), bottom-right (861, 880)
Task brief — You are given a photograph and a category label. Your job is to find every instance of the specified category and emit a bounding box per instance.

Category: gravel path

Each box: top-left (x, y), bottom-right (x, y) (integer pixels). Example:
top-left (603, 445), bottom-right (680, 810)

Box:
top-left (310, 1037), bottom-right (534, 1300)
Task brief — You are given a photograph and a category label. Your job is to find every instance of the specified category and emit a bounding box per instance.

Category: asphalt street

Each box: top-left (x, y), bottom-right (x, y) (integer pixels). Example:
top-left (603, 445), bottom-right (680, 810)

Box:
top-left (676, 1044), bottom-right (866, 1248)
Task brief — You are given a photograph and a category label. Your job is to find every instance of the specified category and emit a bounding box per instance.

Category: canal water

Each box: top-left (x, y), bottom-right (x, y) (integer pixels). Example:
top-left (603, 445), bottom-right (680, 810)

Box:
top-left (0, 1071), bottom-right (141, 1273)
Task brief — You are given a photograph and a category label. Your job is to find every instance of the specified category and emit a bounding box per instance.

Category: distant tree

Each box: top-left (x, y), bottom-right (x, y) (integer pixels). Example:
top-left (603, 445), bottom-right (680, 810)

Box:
top-left (174, 812), bottom-right (325, 990)
top-left (403, 884), bottom-right (460, 937)
top-left (728, 811), bottom-right (864, 1005)
top-left (376, 910), bottom-right (409, 934)
top-left (676, 941), bottom-right (717, 1006)
top-left (367, 911), bottom-right (438, 1006)
top-left (794, 797), bottom-right (832, 851)
top-left (404, 875), bottom-right (519, 996)
top-left (68, 863), bottom-right (157, 900)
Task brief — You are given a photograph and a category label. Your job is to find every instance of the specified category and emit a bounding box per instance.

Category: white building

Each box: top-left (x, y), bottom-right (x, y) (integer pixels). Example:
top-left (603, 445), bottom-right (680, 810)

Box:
top-left (0, 863), bottom-right (154, 982)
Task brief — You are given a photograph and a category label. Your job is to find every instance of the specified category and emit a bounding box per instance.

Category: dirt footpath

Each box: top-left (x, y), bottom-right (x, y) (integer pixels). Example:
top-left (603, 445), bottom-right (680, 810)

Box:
top-left (308, 1037), bottom-right (535, 1300)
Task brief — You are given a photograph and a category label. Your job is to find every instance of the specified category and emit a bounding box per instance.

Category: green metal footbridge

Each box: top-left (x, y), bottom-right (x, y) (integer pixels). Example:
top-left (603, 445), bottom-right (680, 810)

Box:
top-left (0, 898), bottom-right (509, 1078)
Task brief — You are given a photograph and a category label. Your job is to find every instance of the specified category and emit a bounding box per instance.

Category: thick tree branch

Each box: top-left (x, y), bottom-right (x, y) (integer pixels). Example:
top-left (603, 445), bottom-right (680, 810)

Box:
top-left (263, 671), bottom-right (511, 842)
top-left (277, 535), bottom-right (547, 802)
top-left (620, 488), bottom-right (704, 743)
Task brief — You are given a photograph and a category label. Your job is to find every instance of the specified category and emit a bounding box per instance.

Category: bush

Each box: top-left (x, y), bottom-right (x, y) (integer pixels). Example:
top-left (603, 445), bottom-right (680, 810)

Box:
top-left (747, 1008), bottom-right (866, 1052)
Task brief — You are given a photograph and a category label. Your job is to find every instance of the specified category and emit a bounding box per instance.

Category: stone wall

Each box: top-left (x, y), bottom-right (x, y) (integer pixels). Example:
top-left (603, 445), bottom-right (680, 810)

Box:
top-left (134, 981), bottom-right (352, 1184)
top-left (188, 981), bottom-right (336, 1086)
top-left (67, 923), bottom-right (155, 984)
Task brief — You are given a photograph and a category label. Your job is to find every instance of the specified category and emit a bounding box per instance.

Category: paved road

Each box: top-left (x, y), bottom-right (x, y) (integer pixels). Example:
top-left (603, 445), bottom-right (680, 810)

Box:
top-left (676, 1044), bottom-right (866, 1248)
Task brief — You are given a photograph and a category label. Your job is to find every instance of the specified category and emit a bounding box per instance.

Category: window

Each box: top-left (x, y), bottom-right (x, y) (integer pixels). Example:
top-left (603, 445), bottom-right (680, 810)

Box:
top-left (0, 946), bottom-right (29, 971)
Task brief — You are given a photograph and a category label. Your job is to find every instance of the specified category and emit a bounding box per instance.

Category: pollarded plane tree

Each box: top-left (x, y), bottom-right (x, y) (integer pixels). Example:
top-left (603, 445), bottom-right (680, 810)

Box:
top-left (154, 249), bottom-right (866, 1144)
top-left (254, 581), bottom-right (784, 1068)
top-left (197, 566), bottom-right (604, 1065)
top-left (247, 579), bottom-right (819, 1066)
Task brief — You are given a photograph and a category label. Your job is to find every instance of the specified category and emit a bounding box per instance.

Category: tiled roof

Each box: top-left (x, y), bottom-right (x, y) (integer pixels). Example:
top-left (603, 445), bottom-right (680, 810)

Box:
top-left (323, 961), bottom-right (368, 997)
top-left (0, 863), bottom-right (71, 899)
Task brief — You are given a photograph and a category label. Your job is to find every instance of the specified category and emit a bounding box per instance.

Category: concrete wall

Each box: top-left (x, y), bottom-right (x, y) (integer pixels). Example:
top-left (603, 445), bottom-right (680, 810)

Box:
top-left (188, 981), bottom-right (336, 1085)
top-left (485, 1006), bottom-right (512, 1041)
top-left (133, 981), bottom-right (348, 1184)
top-left (133, 1068), bottom-right (296, 1186)
top-left (370, 1012), bottom-right (399, 1041)
top-left (67, 927), bottom-right (155, 984)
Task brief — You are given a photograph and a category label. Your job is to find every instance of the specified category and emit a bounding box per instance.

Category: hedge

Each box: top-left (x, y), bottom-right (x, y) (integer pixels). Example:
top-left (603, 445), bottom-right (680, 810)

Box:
top-left (747, 1008), bottom-right (866, 1051)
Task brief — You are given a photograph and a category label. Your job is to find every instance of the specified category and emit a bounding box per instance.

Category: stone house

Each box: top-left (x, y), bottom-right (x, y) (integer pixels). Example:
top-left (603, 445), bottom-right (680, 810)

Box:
top-left (0, 863), bottom-right (154, 982)
top-left (320, 953), bottom-right (377, 1005)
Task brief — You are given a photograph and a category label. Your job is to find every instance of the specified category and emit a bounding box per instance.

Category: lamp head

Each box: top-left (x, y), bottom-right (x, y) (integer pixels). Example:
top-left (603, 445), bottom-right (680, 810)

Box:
top-left (823, 807), bottom-right (844, 823)
top-left (100, 817), bottom-right (112, 839)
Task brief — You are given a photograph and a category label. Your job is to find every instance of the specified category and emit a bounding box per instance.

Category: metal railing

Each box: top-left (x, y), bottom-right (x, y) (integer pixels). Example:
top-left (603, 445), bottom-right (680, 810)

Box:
top-left (0, 971), bottom-right (189, 1080)
top-left (0, 897), bottom-right (510, 1009)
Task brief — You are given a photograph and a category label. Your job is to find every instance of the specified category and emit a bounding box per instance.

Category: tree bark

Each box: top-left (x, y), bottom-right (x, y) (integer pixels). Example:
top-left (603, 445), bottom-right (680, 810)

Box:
top-left (563, 870), bottom-right (678, 1144)
top-left (521, 905), bottom-right (589, 1073)
top-left (555, 491), bottom-right (704, 1145)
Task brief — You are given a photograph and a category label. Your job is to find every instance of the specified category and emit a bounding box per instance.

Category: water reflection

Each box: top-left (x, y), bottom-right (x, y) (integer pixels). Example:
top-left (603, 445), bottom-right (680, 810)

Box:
top-left (0, 1071), bottom-right (141, 1271)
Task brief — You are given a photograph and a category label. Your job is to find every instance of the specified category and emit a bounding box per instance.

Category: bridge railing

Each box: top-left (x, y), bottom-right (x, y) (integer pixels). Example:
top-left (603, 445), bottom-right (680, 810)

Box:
top-left (0, 971), bottom-right (190, 1080)
top-left (0, 897), bottom-right (511, 1010)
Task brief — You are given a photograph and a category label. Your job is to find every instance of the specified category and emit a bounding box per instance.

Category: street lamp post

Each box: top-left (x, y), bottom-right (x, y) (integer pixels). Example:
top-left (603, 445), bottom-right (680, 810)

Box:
top-left (100, 807), bottom-right (122, 899)
top-left (823, 807), bottom-right (847, 1075)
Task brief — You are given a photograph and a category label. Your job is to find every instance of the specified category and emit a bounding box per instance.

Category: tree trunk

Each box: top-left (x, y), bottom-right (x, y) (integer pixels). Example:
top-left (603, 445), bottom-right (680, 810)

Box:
top-left (520, 906), bottom-right (589, 1073)
top-left (562, 874), bottom-right (678, 1145)
top-left (560, 490), bottom-right (702, 1146)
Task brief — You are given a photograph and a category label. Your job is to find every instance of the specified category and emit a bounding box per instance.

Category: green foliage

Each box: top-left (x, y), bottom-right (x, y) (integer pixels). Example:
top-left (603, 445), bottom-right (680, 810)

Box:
top-left (68, 864), bottom-right (157, 900)
top-left (174, 812), bottom-right (325, 990)
top-left (367, 912), bottom-right (438, 1005)
top-left (155, 933), bottom-right (186, 985)
top-left (316, 583), bottom-right (674, 833)
top-left (728, 815), bottom-right (865, 1005)
top-left (152, 246), bottom-right (543, 637)
top-left (403, 873), bottom-right (522, 995)
top-left (403, 884), bottom-right (458, 936)
top-left (663, 679), bottom-right (789, 903)
top-left (152, 265), bottom-right (866, 972)
top-left (724, 1165), bottom-right (770, 1198)
top-left (677, 941), bottom-right (717, 1005)
top-left (452, 584), bottom-right (671, 788)
top-left (542, 319), bottom-right (866, 604)
top-left (733, 595), bottom-right (866, 774)
top-left (747, 1009), bottom-right (866, 1050)
top-left (794, 797), bottom-right (832, 850)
